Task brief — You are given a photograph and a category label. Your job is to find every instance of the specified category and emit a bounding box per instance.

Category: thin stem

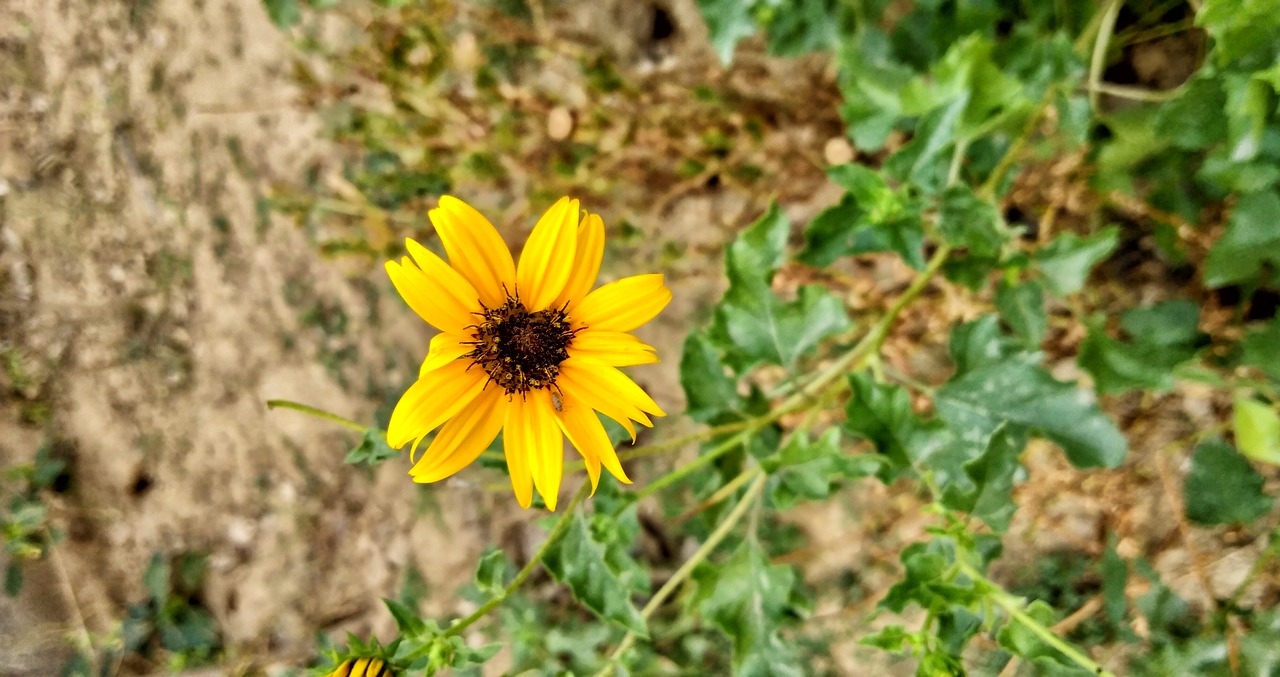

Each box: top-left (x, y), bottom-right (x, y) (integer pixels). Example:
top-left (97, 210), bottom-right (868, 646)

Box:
top-left (266, 399), bottom-right (368, 433)
top-left (442, 483), bottom-right (590, 638)
top-left (597, 472), bottom-right (768, 673)
top-left (620, 428), bottom-right (754, 508)
top-left (1088, 0), bottom-right (1123, 113)
top-left (1086, 81), bottom-right (1183, 102)
top-left (674, 466), bottom-right (762, 523)
top-left (958, 560), bottom-right (1118, 677)
top-left (978, 93), bottom-right (1054, 200)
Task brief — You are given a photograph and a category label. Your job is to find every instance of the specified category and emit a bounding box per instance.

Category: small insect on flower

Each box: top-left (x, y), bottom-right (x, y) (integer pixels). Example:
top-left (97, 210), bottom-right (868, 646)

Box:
top-left (325, 657), bottom-right (393, 677)
top-left (385, 196), bottom-right (671, 509)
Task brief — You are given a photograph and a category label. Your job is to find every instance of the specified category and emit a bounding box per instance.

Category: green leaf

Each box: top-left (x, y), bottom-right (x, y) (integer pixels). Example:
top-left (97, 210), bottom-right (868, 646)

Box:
top-left (1204, 190), bottom-right (1280, 288)
top-left (843, 373), bottom-right (934, 479)
top-left (936, 325), bottom-right (1128, 468)
top-left (939, 184), bottom-right (1006, 258)
top-left (1235, 395), bottom-right (1280, 465)
top-left (542, 511), bottom-right (647, 636)
top-left (1079, 301), bottom-right (1202, 394)
top-left (680, 330), bottom-right (742, 423)
top-left (996, 600), bottom-right (1063, 663)
top-left (473, 549), bottom-right (511, 598)
top-left (995, 279), bottom-right (1047, 348)
top-left (800, 164), bottom-right (926, 269)
top-left (763, 429), bottom-right (881, 508)
top-left (4, 564), bottom-right (22, 597)
top-left (345, 428), bottom-right (397, 466)
top-left (263, 0), bottom-right (302, 28)
top-left (1184, 439), bottom-right (1273, 525)
top-left (697, 0), bottom-right (759, 65)
top-left (143, 553), bottom-right (170, 602)
top-left (947, 315), bottom-right (1024, 376)
top-left (1155, 75), bottom-right (1229, 150)
top-left (714, 205), bottom-right (853, 368)
top-left (1120, 299), bottom-right (1202, 347)
top-left (693, 543), bottom-right (802, 677)
top-left (957, 426), bottom-right (1023, 533)
top-left (880, 540), bottom-right (979, 614)
top-left (1100, 539), bottom-right (1128, 630)
top-left (1243, 318), bottom-right (1280, 381)
top-left (384, 598), bottom-right (428, 636)
top-left (1034, 227), bottom-right (1118, 296)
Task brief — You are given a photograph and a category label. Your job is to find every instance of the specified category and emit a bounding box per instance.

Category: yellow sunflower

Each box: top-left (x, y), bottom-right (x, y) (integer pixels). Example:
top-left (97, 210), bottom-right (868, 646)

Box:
top-left (385, 196), bottom-right (670, 510)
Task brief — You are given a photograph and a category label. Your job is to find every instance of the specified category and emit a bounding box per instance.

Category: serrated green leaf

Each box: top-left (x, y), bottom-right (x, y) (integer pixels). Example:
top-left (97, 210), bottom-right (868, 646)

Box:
top-left (385, 598), bottom-right (429, 636)
top-left (263, 0), bottom-right (302, 28)
top-left (936, 330), bottom-right (1127, 468)
top-left (1204, 190), bottom-right (1280, 288)
top-left (995, 279), bottom-right (1046, 347)
top-left (1243, 318), bottom-right (1280, 381)
top-left (346, 428), bottom-right (397, 466)
top-left (939, 183), bottom-right (1006, 257)
top-left (763, 429), bottom-right (881, 508)
top-left (1034, 227), bottom-right (1118, 296)
top-left (880, 540), bottom-right (979, 614)
top-left (1185, 439), bottom-right (1273, 525)
top-left (542, 511), bottom-right (647, 636)
top-left (958, 426), bottom-right (1023, 533)
top-left (843, 373), bottom-right (934, 479)
top-left (697, 0), bottom-right (759, 65)
top-left (861, 625), bottom-right (913, 652)
top-left (680, 330), bottom-right (742, 423)
top-left (473, 549), bottom-right (510, 598)
top-left (996, 600), bottom-right (1061, 661)
top-left (1235, 395), bottom-right (1280, 465)
top-left (715, 205), bottom-right (852, 368)
top-left (693, 543), bottom-right (802, 677)
top-left (1156, 75), bottom-right (1229, 150)
top-left (947, 315), bottom-right (1025, 376)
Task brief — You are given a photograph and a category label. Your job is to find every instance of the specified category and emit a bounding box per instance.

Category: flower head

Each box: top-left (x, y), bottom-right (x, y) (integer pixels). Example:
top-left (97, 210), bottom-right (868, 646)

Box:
top-left (385, 196), bottom-right (670, 509)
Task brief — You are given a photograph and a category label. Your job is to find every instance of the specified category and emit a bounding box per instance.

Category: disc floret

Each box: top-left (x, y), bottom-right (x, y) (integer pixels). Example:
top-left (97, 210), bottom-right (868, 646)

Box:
top-left (464, 290), bottom-right (578, 396)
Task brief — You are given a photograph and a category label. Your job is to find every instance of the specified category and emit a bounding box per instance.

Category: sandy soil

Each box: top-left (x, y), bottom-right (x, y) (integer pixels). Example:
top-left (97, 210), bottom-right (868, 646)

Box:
top-left (1, 1), bottom-right (1272, 676)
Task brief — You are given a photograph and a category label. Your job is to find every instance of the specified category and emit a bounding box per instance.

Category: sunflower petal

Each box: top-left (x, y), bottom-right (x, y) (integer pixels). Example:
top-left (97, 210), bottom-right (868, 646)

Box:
top-left (571, 274), bottom-right (671, 332)
top-left (385, 253), bottom-right (478, 335)
top-left (557, 359), bottom-right (652, 441)
top-left (387, 360), bottom-right (487, 448)
top-left (569, 330), bottom-right (659, 367)
top-left (516, 197), bottom-right (579, 311)
top-left (556, 390), bottom-right (630, 489)
top-left (430, 196), bottom-right (516, 308)
top-left (503, 395), bottom-right (535, 509)
top-left (520, 389), bottom-right (564, 510)
top-left (420, 332), bottom-right (472, 375)
top-left (566, 358), bottom-right (665, 419)
top-left (410, 385), bottom-right (506, 483)
top-left (553, 212), bottom-right (605, 310)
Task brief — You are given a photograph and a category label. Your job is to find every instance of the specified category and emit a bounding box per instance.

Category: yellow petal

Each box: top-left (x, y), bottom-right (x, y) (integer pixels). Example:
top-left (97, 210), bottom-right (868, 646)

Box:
top-left (420, 332), bottom-right (473, 375)
top-left (503, 395), bottom-right (535, 509)
top-left (555, 389), bottom-right (630, 489)
top-left (522, 389), bottom-right (564, 510)
top-left (569, 330), bottom-right (659, 367)
top-left (410, 384), bottom-right (506, 482)
top-left (387, 360), bottom-right (487, 449)
top-left (385, 253), bottom-right (478, 335)
top-left (566, 357), bottom-right (665, 418)
top-left (571, 274), bottom-right (671, 332)
top-left (552, 212), bottom-right (605, 310)
top-left (430, 196), bottom-right (516, 308)
top-left (557, 359), bottom-right (653, 441)
top-left (516, 197), bottom-right (578, 311)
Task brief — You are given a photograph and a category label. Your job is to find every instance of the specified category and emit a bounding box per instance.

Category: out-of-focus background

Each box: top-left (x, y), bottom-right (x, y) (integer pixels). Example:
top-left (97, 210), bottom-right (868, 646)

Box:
top-left (1, 0), bottom-right (1275, 675)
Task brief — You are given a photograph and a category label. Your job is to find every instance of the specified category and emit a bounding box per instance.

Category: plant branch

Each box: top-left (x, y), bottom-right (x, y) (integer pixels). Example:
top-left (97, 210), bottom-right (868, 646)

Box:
top-left (266, 399), bottom-right (368, 434)
top-left (597, 471), bottom-right (768, 673)
top-left (442, 483), bottom-right (590, 638)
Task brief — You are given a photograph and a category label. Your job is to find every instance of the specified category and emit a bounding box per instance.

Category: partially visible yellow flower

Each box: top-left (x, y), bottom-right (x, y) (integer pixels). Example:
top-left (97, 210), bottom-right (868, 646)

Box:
top-left (325, 657), bottom-right (393, 677)
top-left (385, 196), bottom-right (670, 509)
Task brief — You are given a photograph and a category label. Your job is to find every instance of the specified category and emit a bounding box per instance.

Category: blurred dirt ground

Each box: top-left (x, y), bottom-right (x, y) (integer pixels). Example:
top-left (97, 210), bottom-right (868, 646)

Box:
top-left (1, 1), bottom-right (1276, 676)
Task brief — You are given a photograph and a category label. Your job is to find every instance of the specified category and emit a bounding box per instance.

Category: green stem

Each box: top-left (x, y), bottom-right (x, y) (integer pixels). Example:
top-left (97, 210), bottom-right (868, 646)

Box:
top-left (266, 399), bottom-right (368, 433)
top-left (442, 483), bottom-right (590, 638)
top-left (958, 560), bottom-right (1118, 677)
top-left (1087, 0), bottom-right (1122, 113)
top-left (620, 428), bottom-right (755, 508)
top-left (597, 472), bottom-right (768, 673)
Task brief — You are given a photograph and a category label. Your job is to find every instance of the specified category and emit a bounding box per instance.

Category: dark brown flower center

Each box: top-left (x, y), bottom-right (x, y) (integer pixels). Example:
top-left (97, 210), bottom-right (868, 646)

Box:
top-left (464, 291), bottom-right (578, 396)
